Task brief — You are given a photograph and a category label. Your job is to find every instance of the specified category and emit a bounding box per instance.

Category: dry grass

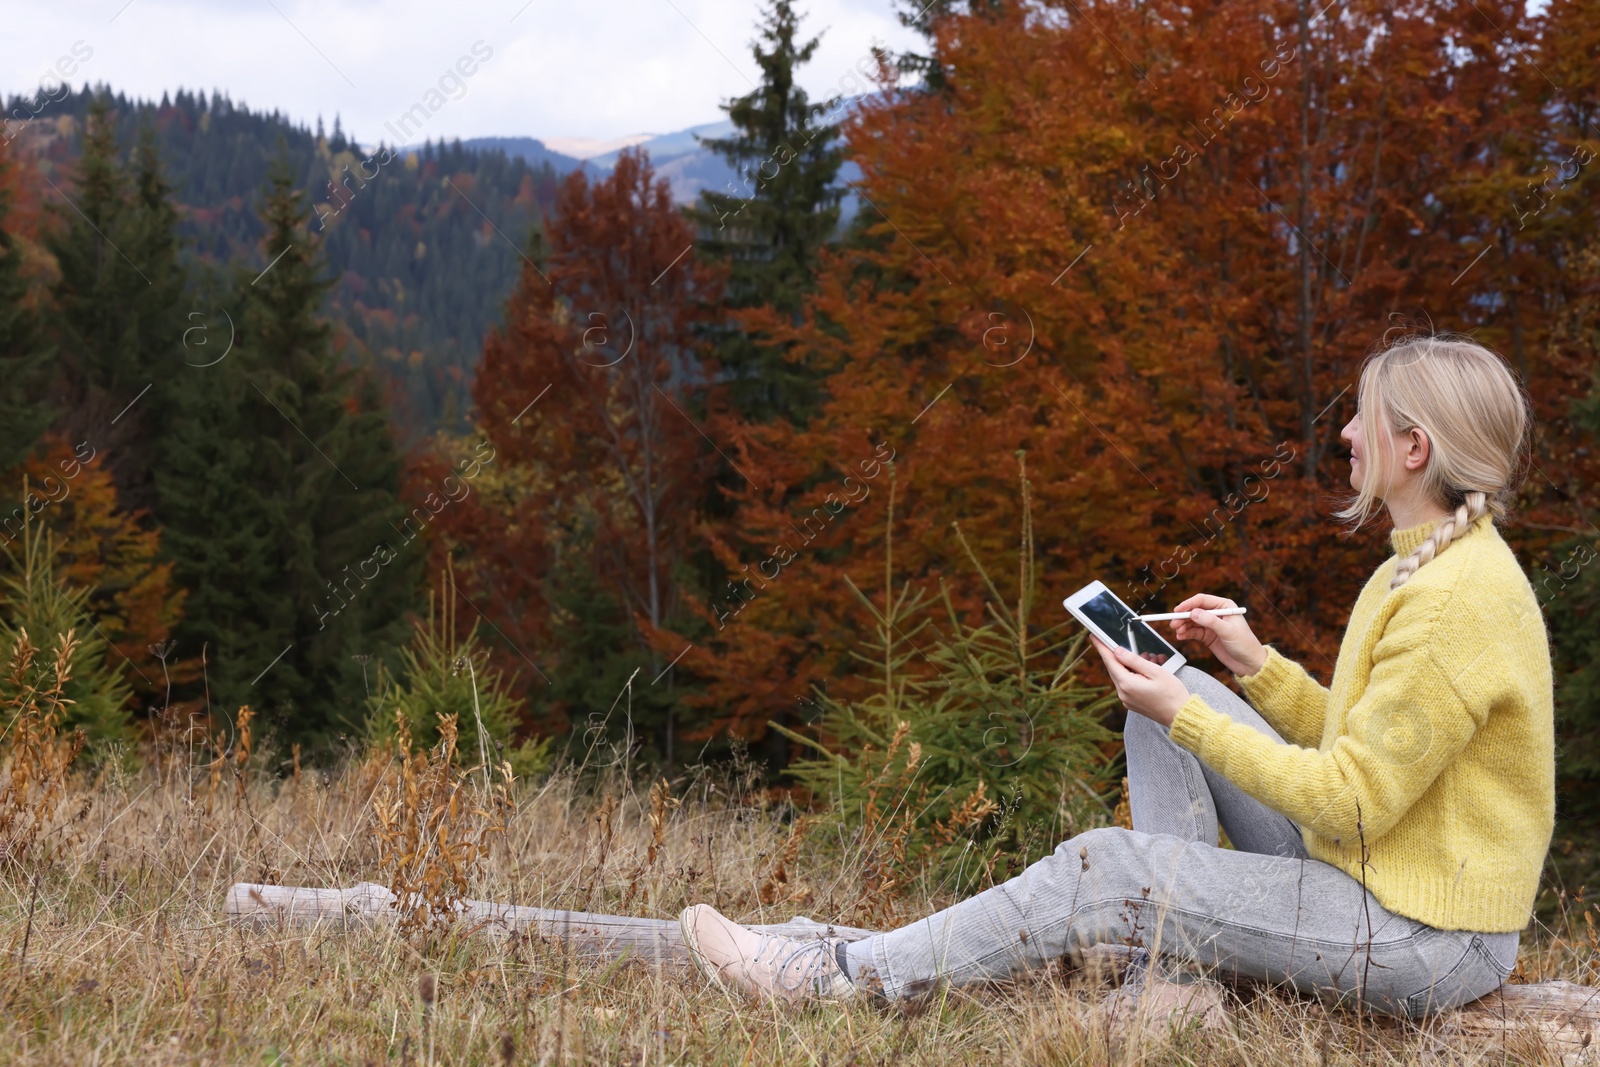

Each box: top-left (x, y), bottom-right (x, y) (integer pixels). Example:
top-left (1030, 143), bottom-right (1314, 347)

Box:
top-left (0, 734), bottom-right (1592, 1066)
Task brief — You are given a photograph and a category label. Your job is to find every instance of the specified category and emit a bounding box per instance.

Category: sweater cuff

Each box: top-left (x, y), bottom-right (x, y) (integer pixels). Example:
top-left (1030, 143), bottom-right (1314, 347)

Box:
top-left (1168, 694), bottom-right (1225, 754)
top-left (1236, 646), bottom-right (1296, 705)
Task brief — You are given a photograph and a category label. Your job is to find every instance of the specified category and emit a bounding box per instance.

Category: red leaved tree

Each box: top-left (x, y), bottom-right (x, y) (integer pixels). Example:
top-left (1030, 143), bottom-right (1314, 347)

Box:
top-left (441, 150), bottom-right (722, 749)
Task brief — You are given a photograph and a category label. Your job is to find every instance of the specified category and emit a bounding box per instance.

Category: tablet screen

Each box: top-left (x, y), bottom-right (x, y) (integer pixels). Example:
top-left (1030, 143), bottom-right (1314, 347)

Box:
top-left (1079, 590), bottom-right (1181, 659)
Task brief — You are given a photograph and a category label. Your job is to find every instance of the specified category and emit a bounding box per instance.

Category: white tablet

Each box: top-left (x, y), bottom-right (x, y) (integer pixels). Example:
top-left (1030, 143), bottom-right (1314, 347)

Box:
top-left (1063, 580), bottom-right (1186, 673)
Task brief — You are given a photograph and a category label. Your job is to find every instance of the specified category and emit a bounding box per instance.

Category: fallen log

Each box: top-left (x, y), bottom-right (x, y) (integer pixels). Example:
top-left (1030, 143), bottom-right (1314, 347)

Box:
top-left (225, 883), bottom-right (1600, 1060)
top-left (1436, 980), bottom-right (1600, 1062)
top-left (224, 882), bottom-right (875, 966)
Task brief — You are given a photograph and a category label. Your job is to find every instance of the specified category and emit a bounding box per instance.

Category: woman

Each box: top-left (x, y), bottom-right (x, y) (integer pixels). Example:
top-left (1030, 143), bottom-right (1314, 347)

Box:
top-left (678, 336), bottom-right (1554, 1019)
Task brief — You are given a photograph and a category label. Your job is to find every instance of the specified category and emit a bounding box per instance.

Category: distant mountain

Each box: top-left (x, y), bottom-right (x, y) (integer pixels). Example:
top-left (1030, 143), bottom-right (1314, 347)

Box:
top-left (11, 87), bottom-right (562, 438)
top-left (543, 133), bottom-right (654, 159)
top-left (589, 121), bottom-right (739, 205)
top-left (446, 136), bottom-right (585, 175)
top-left (460, 121), bottom-right (740, 205)
top-left (460, 114), bottom-right (865, 213)
top-left (594, 121), bottom-right (735, 167)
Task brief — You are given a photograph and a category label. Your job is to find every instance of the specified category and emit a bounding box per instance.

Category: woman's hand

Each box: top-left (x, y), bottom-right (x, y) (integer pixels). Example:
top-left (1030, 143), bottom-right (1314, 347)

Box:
top-left (1089, 636), bottom-right (1190, 727)
top-left (1170, 593), bottom-right (1268, 676)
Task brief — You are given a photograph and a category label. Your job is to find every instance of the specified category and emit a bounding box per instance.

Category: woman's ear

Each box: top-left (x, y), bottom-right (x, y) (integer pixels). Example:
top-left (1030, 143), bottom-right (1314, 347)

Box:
top-left (1404, 426), bottom-right (1432, 472)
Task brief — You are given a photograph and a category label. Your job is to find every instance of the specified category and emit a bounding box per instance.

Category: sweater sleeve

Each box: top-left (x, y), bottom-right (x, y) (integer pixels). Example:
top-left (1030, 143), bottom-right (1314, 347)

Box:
top-left (1236, 646), bottom-right (1330, 749)
top-left (1169, 633), bottom-right (1484, 843)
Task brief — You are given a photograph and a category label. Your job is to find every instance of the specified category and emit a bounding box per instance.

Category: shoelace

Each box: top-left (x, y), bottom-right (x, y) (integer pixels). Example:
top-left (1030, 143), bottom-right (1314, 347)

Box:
top-left (1105, 948), bottom-right (1151, 1023)
top-left (1123, 946), bottom-right (1152, 990)
top-left (750, 933), bottom-right (843, 993)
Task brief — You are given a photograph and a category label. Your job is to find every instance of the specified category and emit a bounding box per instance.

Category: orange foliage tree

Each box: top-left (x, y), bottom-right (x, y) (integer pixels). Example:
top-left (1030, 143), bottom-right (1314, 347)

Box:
top-left (678, 0), bottom-right (1599, 742)
top-left (438, 151), bottom-right (723, 754)
top-left (1, 439), bottom-right (188, 717)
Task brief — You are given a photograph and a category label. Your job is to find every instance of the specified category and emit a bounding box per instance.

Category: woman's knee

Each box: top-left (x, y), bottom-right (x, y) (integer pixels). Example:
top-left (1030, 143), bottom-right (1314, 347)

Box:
top-left (1176, 665), bottom-right (1232, 705)
top-left (1122, 706), bottom-right (1177, 769)
top-left (1042, 829), bottom-right (1171, 944)
top-left (1051, 825), bottom-right (1197, 898)
top-left (1052, 826), bottom-right (1144, 873)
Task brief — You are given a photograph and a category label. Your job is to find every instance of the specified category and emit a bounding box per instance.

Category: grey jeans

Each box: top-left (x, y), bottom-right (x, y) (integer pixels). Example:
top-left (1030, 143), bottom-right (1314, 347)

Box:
top-left (853, 667), bottom-right (1519, 1017)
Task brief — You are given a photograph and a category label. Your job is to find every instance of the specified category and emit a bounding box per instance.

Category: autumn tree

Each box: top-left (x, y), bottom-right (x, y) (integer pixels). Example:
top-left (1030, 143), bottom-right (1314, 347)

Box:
top-left (0, 137), bottom-right (52, 470)
top-left (8, 441), bottom-right (188, 718)
top-left (468, 151), bottom-right (721, 762)
top-left (890, 0), bottom-right (1004, 89)
top-left (683, 0), bottom-right (1597, 748)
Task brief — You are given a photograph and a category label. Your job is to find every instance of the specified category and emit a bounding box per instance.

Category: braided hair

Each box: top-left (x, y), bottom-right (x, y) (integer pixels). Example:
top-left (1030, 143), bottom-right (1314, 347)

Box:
top-left (1389, 490), bottom-right (1490, 590)
top-left (1335, 335), bottom-right (1529, 590)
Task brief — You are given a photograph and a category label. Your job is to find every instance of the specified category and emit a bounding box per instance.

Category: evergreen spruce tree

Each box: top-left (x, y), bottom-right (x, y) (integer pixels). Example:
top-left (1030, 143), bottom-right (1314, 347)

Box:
top-left (891, 0), bottom-right (1004, 90)
top-left (44, 97), bottom-right (187, 510)
top-left (690, 0), bottom-right (843, 424)
top-left (0, 173), bottom-right (52, 470)
top-left (545, 547), bottom-right (678, 765)
top-left (364, 570), bottom-right (552, 778)
top-left (0, 511), bottom-right (133, 751)
top-left (1549, 380), bottom-right (1600, 819)
top-left (159, 158), bottom-right (422, 747)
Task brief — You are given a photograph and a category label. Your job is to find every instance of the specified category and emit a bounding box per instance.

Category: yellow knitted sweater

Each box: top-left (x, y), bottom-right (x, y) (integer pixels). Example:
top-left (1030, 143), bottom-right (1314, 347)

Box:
top-left (1168, 513), bottom-right (1554, 933)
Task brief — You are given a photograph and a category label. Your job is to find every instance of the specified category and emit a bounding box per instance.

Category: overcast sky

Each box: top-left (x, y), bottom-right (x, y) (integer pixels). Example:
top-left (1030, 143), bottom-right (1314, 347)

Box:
top-left (5, 0), bottom-right (920, 144)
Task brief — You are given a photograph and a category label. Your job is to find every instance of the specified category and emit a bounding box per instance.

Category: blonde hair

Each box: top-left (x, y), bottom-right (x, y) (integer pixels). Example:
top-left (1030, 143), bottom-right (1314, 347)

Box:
top-left (1336, 334), bottom-right (1530, 589)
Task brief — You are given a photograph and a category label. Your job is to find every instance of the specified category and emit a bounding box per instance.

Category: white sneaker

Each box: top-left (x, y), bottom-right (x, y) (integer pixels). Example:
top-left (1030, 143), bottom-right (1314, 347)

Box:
top-left (1098, 973), bottom-right (1229, 1038)
top-left (679, 903), bottom-right (856, 1004)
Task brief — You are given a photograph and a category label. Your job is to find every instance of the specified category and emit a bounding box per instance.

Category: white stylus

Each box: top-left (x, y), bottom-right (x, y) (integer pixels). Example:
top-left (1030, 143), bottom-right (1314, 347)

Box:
top-left (1136, 607), bottom-right (1248, 621)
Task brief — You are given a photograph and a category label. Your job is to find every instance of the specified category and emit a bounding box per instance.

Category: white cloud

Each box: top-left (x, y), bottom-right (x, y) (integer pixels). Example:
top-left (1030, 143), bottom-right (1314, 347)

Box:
top-left (3, 0), bottom-right (920, 143)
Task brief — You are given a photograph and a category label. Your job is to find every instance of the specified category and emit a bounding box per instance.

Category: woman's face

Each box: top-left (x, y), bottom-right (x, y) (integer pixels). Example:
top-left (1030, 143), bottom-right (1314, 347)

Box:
top-left (1340, 408), bottom-right (1366, 493)
top-left (1341, 399), bottom-right (1425, 501)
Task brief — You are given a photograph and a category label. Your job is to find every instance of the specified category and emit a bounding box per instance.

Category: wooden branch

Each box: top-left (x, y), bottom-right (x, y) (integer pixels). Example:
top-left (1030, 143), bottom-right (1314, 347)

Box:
top-left (224, 882), bottom-right (877, 967)
top-left (1438, 980), bottom-right (1600, 1061)
top-left (224, 882), bottom-right (1600, 1058)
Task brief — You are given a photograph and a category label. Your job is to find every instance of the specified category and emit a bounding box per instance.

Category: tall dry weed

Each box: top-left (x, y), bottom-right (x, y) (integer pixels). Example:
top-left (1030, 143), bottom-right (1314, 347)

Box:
top-left (372, 707), bottom-right (513, 931)
top-left (0, 628), bottom-right (88, 867)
